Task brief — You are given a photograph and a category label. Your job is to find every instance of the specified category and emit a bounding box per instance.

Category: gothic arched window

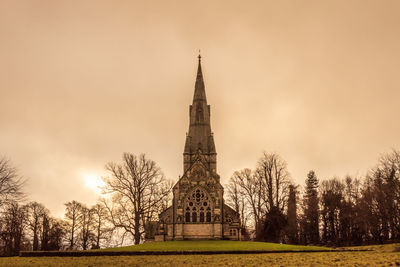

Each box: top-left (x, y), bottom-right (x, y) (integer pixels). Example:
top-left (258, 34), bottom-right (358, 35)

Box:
top-left (206, 206), bottom-right (211, 222)
top-left (206, 212), bottom-right (211, 222)
top-left (185, 188), bottom-right (212, 223)
top-left (185, 207), bottom-right (191, 223)
top-left (200, 212), bottom-right (204, 222)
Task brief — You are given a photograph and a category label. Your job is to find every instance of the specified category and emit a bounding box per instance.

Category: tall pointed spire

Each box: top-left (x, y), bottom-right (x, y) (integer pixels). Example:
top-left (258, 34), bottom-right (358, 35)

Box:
top-left (183, 54), bottom-right (217, 173)
top-left (194, 53), bottom-right (206, 102)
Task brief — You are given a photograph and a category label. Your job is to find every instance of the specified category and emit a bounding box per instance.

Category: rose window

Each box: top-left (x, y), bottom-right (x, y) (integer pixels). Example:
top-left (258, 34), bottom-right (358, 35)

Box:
top-left (185, 189), bottom-right (212, 223)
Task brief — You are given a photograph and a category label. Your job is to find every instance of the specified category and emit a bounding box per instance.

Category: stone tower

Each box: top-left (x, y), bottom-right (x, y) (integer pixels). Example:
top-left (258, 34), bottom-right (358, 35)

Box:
top-left (155, 55), bottom-right (241, 241)
top-left (183, 55), bottom-right (217, 173)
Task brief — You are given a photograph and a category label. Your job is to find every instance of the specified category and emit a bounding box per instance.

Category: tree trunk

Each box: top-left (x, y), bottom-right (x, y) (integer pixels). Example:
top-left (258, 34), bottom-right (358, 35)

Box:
top-left (33, 225), bottom-right (38, 250)
top-left (134, 214), bottom-right (141, 245)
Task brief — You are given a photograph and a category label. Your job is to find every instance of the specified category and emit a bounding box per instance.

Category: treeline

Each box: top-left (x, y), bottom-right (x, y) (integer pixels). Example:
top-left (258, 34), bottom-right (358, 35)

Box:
top-left (226, 150), bottom-right (400, 246)
top-left (1, 149), bottom-right (399, 255)
top-left (0, 200), bottom-right (110, 256)
top-left (0, 153), bottom-right (171, 256)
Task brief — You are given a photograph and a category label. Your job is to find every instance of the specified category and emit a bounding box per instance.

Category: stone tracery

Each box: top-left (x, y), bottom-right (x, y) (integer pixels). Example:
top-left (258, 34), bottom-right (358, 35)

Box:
top-left (184, 188), bottom-right (212, 223)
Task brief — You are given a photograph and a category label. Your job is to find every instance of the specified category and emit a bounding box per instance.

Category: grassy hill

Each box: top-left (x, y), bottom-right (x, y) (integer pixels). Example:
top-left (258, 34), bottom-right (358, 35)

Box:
top-left (3, 244), bottom-right (400, 267)
top-left (101, 240), bottom-right (329, 251)
top-left (2, 243), bottom-right (400, 266)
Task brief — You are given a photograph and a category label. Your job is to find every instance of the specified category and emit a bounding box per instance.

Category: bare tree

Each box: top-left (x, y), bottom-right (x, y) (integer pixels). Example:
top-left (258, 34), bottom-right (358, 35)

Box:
top-left (64, 200), bottom-right (83, 249)
top-left (79, 205), bottom-right (93, 250)
top-left (0, 158), bottom-right (25, 207)
top-left (226, 176), bottom-right (247, 228)
top-left (256, 152), bottom-right (291, 212)
top-left (91, 202), bottom-right (112, 249)
top-left (360, 149), bottom-right (400, 243)
top-left (377, 150), bottom-right (400, 240)
top-left (103, 153), bottom-right (172, 245)
top-left (0, 202), bottom-right (27, 256)
top-left (227, 169), bottom-right (256, 231)
top-left (0, 159), bottom-right (26, 256)
top-left (142, 177), bottom-right (173, 240)
top-left (255, 152), bottom-right (291, 242)
top-left (25, 202), bottom-right (49, 250)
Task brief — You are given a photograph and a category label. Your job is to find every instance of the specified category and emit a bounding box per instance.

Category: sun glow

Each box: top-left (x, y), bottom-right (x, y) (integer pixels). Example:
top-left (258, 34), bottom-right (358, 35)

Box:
top-left (83, 173), bottom-right (105, 194)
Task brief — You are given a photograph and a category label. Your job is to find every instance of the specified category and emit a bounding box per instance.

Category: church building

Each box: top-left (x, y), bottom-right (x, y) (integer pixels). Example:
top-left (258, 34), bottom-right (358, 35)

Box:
top-left (155, 55), bottom-right (241, 241)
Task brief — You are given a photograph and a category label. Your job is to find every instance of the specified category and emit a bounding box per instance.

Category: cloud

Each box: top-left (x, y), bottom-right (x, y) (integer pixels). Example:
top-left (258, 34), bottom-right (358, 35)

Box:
top-left (0, 0), bottom-right (399, 216)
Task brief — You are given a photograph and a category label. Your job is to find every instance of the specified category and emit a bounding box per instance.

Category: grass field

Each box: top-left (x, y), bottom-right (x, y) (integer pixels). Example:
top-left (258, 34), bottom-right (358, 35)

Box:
top-left (1, 243), bottom-right (399, 267)
top-left (100, 240), bottom-right (329, 252)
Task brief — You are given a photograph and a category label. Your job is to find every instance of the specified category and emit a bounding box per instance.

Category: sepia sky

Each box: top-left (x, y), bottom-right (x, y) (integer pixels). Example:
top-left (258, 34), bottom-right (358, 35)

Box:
top-left (1, 0), bottom-right (400, 217)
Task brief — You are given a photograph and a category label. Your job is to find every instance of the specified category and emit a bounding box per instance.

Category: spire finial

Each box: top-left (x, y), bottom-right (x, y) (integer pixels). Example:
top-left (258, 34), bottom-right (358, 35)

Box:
top-left (194, 49), bottom-right (205, 101)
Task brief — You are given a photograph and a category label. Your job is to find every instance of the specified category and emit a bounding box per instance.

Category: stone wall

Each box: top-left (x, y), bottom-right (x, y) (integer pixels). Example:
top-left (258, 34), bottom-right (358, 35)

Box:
top-left (164, 223), bottom-right (224, 239)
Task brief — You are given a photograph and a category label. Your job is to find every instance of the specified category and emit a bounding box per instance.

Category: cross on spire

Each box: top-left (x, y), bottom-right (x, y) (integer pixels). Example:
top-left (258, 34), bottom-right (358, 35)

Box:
top-left (194, 52), bottom-right (205, 101)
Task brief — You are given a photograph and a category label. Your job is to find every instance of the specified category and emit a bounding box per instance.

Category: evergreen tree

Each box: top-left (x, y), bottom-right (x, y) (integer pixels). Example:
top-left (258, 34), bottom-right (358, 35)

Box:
top-left (302, 170), bottom-right (319, 244)
top-left (286, 184), bottom-right (298, 244)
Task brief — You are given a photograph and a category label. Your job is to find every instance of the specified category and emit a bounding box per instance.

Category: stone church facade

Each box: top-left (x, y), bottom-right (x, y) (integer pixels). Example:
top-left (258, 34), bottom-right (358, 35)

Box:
top-left (155, 56), bottom-right (241, 241)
